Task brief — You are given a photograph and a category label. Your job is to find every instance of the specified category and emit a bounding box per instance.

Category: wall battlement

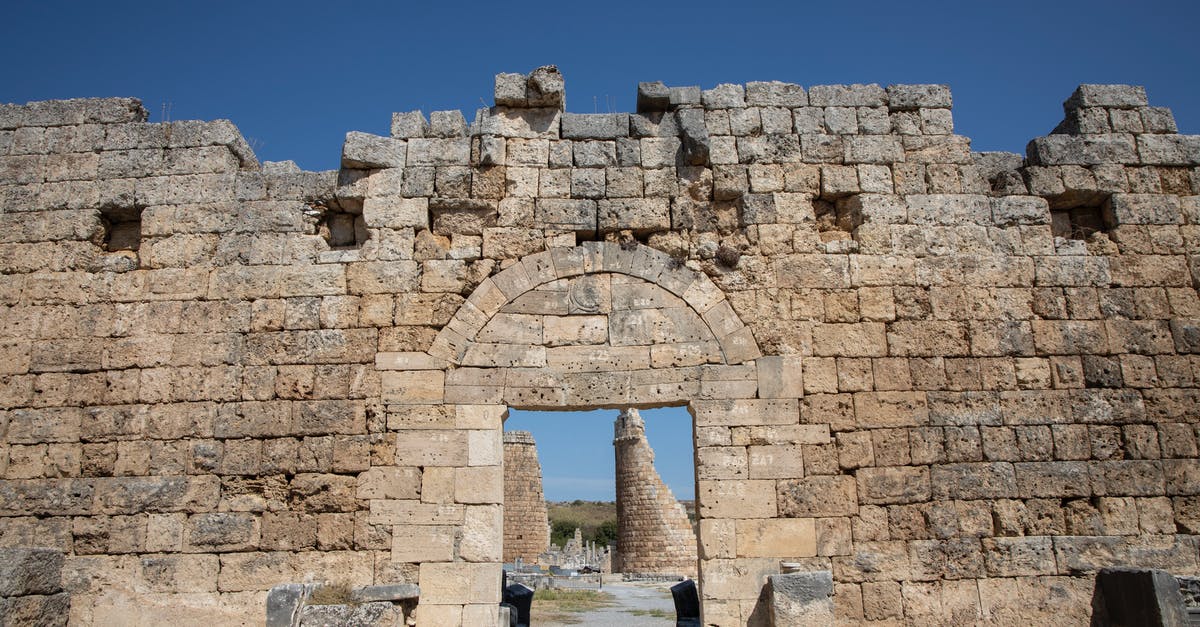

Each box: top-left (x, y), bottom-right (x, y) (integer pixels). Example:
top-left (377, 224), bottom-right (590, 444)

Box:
top-left (2, 67), bottom-right (1200, 626)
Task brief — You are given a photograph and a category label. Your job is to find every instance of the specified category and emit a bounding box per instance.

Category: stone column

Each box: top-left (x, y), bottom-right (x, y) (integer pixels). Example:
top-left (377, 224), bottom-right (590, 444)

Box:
top-left (502, 430), bottom-right (551, 563)
top-left (613, 408), bottom-right (698, 576)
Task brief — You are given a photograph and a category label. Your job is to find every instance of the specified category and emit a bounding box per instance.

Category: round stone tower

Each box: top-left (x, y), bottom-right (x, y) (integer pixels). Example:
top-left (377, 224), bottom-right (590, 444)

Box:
top-left (502, 430), bottom-right (551, 563)
top-left (613, 408), bottom-right (698, 576)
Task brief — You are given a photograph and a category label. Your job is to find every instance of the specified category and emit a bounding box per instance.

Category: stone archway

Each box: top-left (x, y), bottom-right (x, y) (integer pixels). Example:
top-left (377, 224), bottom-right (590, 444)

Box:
top-left (374, 241), bottom-right (776, 623)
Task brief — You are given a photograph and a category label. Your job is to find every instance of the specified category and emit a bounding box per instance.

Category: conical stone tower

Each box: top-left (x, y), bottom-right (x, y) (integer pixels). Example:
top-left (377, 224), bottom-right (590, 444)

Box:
top-left (613, 408), bottom-right (698, 576)
top-left (502, 430), bottom-right (551, 563)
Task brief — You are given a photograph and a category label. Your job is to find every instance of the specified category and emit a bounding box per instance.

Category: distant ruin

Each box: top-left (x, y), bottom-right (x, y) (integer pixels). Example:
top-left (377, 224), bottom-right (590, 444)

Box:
top-left (613, 408), bottom-right (698, 576)
top-left (500, 430), bottom-right (550, 563)
top-left (1, 66), bottom-right (1200, 625)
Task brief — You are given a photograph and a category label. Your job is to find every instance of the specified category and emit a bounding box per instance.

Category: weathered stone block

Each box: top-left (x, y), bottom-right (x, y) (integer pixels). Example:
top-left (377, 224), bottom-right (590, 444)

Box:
top-left (561, 113), bottom-right (628, 139)
top-left (1066, 84), bottom-right (1148, 109)
top-left (769, 570), bottom-right (833, 624)
top-left (0, 548), bottom-right (63, 596)
top-left (810, 84), bottom-right (887, 107)
top-left (341, 132), bottom-right (405, 169)
top-left (778, 475), bottom-right (859, 516)
top-left (886, 84), bottom-right (952, 110)
top-left (857, 466), bottom-right (929, 504)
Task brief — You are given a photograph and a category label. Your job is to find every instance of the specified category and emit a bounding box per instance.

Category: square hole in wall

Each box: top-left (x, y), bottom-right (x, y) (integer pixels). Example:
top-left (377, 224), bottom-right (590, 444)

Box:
top-left (1045, 190), bottom-right (1113, 241)
top-left (100, 205), bottom-right (143, 251)
top-left (814, 194), bottom-right (863, 242)
top-left (319, 208), bottom-right (369, 249)
top-left (1050, 204), bottom-right (1110, 240)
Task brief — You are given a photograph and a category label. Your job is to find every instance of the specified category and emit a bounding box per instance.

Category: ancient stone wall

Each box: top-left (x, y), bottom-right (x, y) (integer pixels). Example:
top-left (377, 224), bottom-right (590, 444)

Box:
top-left (613, 408), bottom-right (698, 576)
top-left (1, 67), bottom-right (1200, 625)
top-left (501, 430), bottom-right (550, 563)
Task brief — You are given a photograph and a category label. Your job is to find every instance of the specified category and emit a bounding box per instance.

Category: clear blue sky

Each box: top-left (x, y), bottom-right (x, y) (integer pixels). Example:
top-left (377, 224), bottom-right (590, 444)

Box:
top-left (505, 407), bottom-right (696, 502)
top-left (3, 1), bottom-right (1196, 500)
top-left (2, 0), bottom-right (1196, 172)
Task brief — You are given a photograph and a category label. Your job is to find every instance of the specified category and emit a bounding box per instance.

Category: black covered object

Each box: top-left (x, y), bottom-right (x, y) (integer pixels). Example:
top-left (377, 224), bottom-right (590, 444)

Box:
top-left (1090, 568), bottom-right (1187, 627)
top-left (671, 579), bottom-right (701, 627)
top-left (503, 583), bottom-right (534, 627)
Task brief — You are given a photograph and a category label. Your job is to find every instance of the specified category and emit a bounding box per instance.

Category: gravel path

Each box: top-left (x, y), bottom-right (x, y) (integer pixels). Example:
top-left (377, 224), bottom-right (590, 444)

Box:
top-left (536, 581), bottom-right (676, 626)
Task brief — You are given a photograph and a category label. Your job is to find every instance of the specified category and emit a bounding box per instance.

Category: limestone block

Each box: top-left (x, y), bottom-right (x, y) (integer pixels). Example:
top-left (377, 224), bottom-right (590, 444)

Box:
top-left (700, 557), bottom-right (781, 601)
top-left (183, 512), bottom-right (259, 552)
top-left (543, 314), bottom-right (606, 346)
top-left (357, 194), bottom-right (429, 229)
top-left (463, 604), bottom-right (502, 627)
top-left (746, 81), bottom-right (807, 108)
top-left (929, 462), bottom-right (1017, 500)
top-left (697, 446), bottom-right (748, 480)
top-left (1066, 84), bottom-right (1148, 108)
top-left (406, 138), bottom-right (470, 166)
top-left (341, 132), bottom-right (406, 169)
top-left (0, 593), bottom-right (71, 626)
top-left (1054, 535), bottom-right (1198, 574)
top-left (856, 466), bottom-right (930, 504)
top-left (369, 500), bottom-right (464, 527)
top-left (637, 81), bottom-right (671, 112)
top-left (809, 86), bottom-right (887, 110)
top-left (692, 399), bottom-right (798, 427)
top-left (702, 84), bottom-right (747, 109)
top-left (902, 135), bottom-right (972, 164)
top-left (413, 604), bottom-right (462, 627)
top-left (535, 198), bottom-right (596, 235)
top-left (561, 113), bottom-right (628, 139)
top-left (886, 84), bottom-right (952, 110)
top-left (1106, 193), bottom-right (1183, 225)
top-left (391, 110), bottom-right (428, 138)
top-left (698, 479), bottom-right (777, 518)
top-left (357, 467), bottom-right (421, 500)
top-left (381, 370), bottom-right (444, 405)
top-left (391, 524), bottom-right (454, 562)
top-left (769, 570), bottom-right (834, 625)
top-left (1137, 135), bottom-right (1200, 165)
top-left (478, 107), bottom-right (560, 139)
top-left (418, 562), bottom-right (502, 604)
top-left (0, 548), bottom-right (64, 596)
top-left (1090, 459), bottom-right (1165, 496)
top-left (392, 429), bottom-right (466, 466)
top-left (597, 198), bottom-right (670, 234)
top-left (459, 504), bottom-right (502, 562)
top-left (844, 136), bottom-right (903, 164)
top-left (736, 518), bottom-right (815, 558)
top-left (748, 444), bottom-right (804, 479)
top-left (774, 255), bottom-right (851, 289)
top-left (756, 355), bottom-right (804, 399)
top-left (1027, 134), bottom-right (1139, 166)
top-left (777, 475), bottom-right (859, 516)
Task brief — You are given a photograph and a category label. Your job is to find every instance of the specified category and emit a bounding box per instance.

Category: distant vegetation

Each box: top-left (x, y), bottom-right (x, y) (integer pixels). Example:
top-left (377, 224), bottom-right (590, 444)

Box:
top-left (546, 499), bottom-right (697, 547)
top-left (546, 500), bottom-right (617, 547)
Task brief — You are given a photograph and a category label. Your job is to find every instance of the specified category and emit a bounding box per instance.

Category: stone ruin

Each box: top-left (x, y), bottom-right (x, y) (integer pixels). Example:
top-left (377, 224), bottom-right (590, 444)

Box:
top-left (0, 64), bottom-right (1199, 625)
top-left (613, 408), bottom-right (698, 577)
top-left (500, 430), bottom-right (550, 564)
top-left (502, 412), bottom-right (697, 578)
top-left (539, 527), bottom-right (608, 574)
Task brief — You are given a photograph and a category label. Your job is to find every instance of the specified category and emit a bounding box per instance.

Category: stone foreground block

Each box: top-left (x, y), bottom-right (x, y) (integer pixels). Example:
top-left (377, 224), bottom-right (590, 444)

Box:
top-left (768, 570), bottom-right (834, 625)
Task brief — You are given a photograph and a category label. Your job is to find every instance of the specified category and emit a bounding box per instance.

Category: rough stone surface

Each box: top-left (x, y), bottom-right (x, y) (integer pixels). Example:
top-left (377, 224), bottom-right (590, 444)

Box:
top-left (769, 570), bottom-right (834, 624)
top-left (1, 73), bottom-right (1199, 627)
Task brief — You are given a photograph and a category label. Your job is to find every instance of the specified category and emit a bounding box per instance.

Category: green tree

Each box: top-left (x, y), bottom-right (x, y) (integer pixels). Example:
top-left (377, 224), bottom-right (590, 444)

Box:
top-left (551, 519), bottom-right (578, 547)
top-left (593, 519), bottom-right (618, 546)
